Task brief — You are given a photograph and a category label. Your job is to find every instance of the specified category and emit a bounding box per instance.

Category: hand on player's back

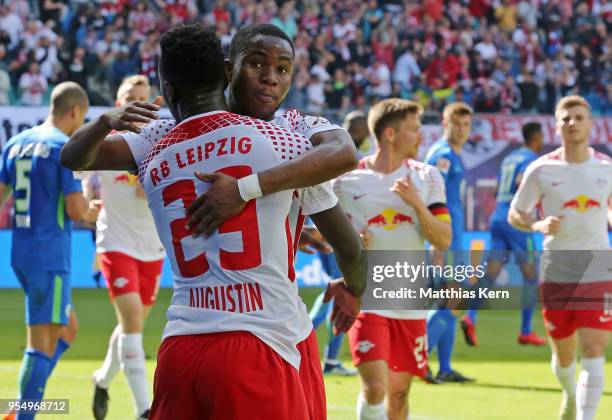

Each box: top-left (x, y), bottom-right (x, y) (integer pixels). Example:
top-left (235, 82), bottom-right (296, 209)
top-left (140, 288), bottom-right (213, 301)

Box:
top-left (100, 97), bottom-right (162, 133)
top-left (186, 171), bottom-right (246, 237)
top-left (323, 279), bottom-right (360, 335)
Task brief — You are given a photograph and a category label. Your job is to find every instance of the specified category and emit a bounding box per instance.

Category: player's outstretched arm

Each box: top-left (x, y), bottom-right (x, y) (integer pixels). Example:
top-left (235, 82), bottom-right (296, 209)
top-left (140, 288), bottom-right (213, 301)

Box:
top-left (310, 204), bottom-right (365, 297)
top-left (186, 129), bottom-right (358, 236)
top-left (65, 192), bottom-right (101, 224)
top-left (60, 100), bottom-right (161, 171)
top-left (311, 203), bottom-right (364, 334)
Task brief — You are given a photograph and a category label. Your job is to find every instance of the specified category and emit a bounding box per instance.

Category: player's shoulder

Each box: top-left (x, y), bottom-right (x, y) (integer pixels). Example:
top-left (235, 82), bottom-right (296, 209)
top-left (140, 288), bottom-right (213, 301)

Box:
top-left (592, 149), bottom-right (612, 164)
top-left (274, 109), bottom-right (336, 134)
top-left (529, 148), bottom-right (564, 169)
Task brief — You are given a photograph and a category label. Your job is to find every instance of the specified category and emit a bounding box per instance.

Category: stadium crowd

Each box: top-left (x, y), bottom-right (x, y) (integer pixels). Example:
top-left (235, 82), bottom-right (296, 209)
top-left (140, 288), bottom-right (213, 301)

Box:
top-left (0, 0), bottom-right (611, 116)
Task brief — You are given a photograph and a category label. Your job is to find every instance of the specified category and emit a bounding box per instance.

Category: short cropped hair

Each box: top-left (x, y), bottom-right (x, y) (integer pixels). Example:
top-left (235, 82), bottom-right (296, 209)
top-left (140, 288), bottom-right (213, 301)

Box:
top-left (555, 95), bottom-right (592, 118)
top-left (228, 23), bottom-right (295, 61)
top-left (160, 24), bottom-right (225, 90)
top-left (367, 99), bottom-right (423, 140)
top-left (522, 122), bottom-right (542, 144)
top-left (50, 82), bottom-right (88, 116)
top-left (343, 110), bottom-right (367, 130)
top-left (117, 74), bottom-right (150, 99)
top-left (442, 102), bottom-right (473, 122)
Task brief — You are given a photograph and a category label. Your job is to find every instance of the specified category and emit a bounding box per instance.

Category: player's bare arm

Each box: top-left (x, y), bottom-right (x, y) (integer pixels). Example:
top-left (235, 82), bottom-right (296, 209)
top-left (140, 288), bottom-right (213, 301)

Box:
top-left (311, 204), bottom-right (365, 297)
top-left (60, 100), bottom-right (161, 171)
top-left (310, 204), bottom-right (364, 334)
top-left (0, 182), bottom-right (11, 208)
top-left (391, 178), bottom-right (452, 250)
top-left (508, 208), bottom-right (562, 235)
top-left (65, 192), bottom-right (101, 224)
top-left (186, 129), bottom-right (358, 236)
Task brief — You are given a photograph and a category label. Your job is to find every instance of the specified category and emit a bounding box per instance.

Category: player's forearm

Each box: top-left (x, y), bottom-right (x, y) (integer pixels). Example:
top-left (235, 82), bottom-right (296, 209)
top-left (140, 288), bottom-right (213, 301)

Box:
top-left (414, 202), bottom-right (452, 250)
top-left (258, 131), bottom-right (357, 194)
top-left (61, 118), bottom-right (112, 170)
top-left (0, 183), bottom-right (11, 208)
top-left (310, 205), bottom-right (365, 296)
top-left (508, 208), bottom-right (537, 232)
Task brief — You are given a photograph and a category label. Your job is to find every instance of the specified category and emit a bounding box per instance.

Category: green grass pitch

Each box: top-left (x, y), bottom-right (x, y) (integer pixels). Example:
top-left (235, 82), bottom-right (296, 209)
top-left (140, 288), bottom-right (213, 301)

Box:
top-left (1, 288), bottom-right (610, 419)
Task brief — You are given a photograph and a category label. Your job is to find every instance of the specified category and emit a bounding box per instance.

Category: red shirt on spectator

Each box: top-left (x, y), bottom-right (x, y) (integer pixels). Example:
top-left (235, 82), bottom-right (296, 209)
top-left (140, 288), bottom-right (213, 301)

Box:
top-left (423, 0), bottom-right (444, 21)
top-left (468, 0), bottom-right (491, 18)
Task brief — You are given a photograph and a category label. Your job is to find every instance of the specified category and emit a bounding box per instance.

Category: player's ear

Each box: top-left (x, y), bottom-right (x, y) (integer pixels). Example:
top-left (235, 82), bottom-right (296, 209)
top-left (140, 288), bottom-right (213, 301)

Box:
top-left (382, 126), bottom-right (395, 144)
top-left (162, 81), bottom-right (176, 106)
top-left (224, 59), bottom-right (233, 82)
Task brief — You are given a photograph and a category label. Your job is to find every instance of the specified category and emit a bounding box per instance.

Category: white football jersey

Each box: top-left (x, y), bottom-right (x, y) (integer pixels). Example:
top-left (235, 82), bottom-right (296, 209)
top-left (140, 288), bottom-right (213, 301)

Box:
top-left (95, 171), bottom-right (165, 261)
top-left (136, 110), bottom-right (317, 369)
top-left (512, 148), bottom-right (612, 251)
top-left (122, 109), bottom-right (341, 245)
top-left (333, 158), bottom-right (448, 319)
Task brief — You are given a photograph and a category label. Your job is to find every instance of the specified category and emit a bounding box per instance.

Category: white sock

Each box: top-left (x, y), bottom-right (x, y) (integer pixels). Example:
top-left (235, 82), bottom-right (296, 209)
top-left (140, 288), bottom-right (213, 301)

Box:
top-left (118, 333), bottom-right (150, 415)
top-left (94, 325), bottom-right (122, 388)
top-left (551, 355), bottom-right (577, 399)
top-left (357, 393), bottom-right (387, 420)
top-left (577, 357), bottom-right (605, 420)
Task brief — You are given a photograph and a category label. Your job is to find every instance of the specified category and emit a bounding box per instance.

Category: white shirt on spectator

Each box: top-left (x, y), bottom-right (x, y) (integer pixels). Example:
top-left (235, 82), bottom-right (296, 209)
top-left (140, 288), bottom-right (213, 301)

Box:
top-left (310, 63), bottom-right (330, 82)
top-left (333, 22), bottom-right (356, 41)
top-left (0, 11), bottom-right (23, 48)
top-left (393, 51), bottom-right (421, 89)
top-left (306, 80), bottom-right (326, 113)
top-left (0, 69), bottom-right (10, 105)
top-left (368, 63), bottom-right (392, 97)
top-left (474, 41), bottom-right (497, 61)
top-left (19, 72), bottom-right (47, 106)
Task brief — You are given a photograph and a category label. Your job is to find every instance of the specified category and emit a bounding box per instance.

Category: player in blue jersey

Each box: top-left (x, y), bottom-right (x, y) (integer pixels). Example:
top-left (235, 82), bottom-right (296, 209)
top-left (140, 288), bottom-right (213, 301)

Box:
top-left (424, 102), bottom-right (474, 383)
top-left (462, 122), bottom-right (546, 346)
top-left (0, 82), bottom-right (99, 420)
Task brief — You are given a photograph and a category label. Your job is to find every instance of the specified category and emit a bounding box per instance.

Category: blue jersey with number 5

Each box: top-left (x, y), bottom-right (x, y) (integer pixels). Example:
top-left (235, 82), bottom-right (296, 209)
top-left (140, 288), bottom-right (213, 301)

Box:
top-left (490, 147), bottom-right (537, 224)
top-left (0, 126), bottom-right (82, 271)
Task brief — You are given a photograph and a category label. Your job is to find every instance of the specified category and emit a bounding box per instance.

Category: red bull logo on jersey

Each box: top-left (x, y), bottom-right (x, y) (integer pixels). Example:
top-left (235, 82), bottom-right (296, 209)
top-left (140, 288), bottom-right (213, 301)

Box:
top-left (562, 194), bottom-right (601, 213)
top-left (114, 173), bottom-right (139, 186)
top-left (366, 208), bottom-right (414, 230)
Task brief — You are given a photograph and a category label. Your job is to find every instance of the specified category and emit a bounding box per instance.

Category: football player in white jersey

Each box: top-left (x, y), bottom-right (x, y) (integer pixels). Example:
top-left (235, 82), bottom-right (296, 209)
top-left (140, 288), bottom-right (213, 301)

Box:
top-left (509, 95), bottom-right (612, 420)
top-left (61, 25), bottom-right (364, 419)
top-left (333, 99), bottom-right (452, 420)
top-left (87, 75), bottom-right (165, 420)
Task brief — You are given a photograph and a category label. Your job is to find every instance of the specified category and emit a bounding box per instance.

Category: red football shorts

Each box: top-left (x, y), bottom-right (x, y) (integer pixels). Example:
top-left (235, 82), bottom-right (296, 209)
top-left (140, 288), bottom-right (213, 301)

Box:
top-left (541, 281), bottom-right (612, 339)
top-left (99, 251), bottom-right (163, 305)
top-left (348, 312), bottom-right (428, 377)
top-left (150, 330), bottom-right (326, 420)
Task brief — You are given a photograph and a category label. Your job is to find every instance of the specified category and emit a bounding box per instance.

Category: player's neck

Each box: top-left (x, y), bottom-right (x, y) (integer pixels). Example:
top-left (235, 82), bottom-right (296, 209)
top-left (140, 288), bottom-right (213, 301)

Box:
top-left (368, 149), bottom-right (405, 174)
top-left (561, 142), bottom-right (590, 163)
top-left (447, 138), bottom-right (462, 154)
top-left (175, 92), bottom-right (227, 123)
top-left (42, 116), bottom-right (71, 136)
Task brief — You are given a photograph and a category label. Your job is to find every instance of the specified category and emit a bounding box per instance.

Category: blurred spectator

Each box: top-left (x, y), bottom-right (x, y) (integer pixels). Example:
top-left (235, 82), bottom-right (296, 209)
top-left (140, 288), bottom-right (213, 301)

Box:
top-left (306, 72), bottom-right (325, 113)
top-left (19, 62), bottom-right (47, 105)
top-left (518, 71), bottom-right (538, 113)
top-left (271, 2), bottom-right (298, 39)
top-left (0, 0), bottom-right (608, 114)
top-left (0, 66), bottom-right (9, 105)
top-left (495, 0), bottom-right (518, 33)
top-left (366, 60), bottom-right (391, 99)
top-left (0, 6), bottom-right (23, 48)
